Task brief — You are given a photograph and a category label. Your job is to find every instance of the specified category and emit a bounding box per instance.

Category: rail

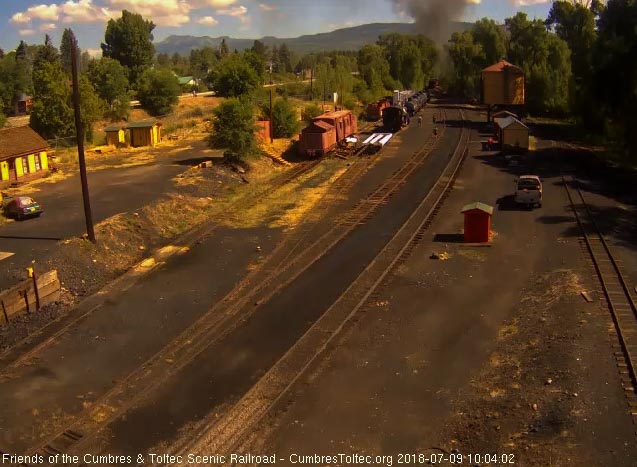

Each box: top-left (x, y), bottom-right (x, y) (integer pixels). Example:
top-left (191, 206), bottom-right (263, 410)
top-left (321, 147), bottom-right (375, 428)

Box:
top-left (15, 110), bottom-right (459, 464)
top-left (562, 176), bottom-right (637, 417)
top-left (170, 110), bottom-right (470, 462)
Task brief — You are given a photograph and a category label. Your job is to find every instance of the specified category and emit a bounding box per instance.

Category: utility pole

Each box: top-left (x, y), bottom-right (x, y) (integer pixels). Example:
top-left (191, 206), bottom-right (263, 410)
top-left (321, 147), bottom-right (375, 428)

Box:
top-left (71, 36), bottom-right (95, 243)
top-left (310, 67), bottom-right (313, 100)
top-left (268, 61), bottom-right (274, 143)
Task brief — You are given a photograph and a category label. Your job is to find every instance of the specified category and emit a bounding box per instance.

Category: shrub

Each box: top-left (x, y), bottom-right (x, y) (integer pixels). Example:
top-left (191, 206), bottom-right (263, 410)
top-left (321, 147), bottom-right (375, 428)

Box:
top-left (209, 98), bottom-right (257, 161)
top-left (302, 103), bottom-right (323, 122)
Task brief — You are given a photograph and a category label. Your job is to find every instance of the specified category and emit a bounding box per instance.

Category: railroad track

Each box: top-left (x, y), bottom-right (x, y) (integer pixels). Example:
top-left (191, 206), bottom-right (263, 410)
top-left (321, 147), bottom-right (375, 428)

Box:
top-left (15, 110), bottom-right (454, 464)
top-left (563, 177), bottom-right (637, 425)
top-left (169, 110), bottom-right (469, 464)
top-left (0, 159), bottom-right (321, 374)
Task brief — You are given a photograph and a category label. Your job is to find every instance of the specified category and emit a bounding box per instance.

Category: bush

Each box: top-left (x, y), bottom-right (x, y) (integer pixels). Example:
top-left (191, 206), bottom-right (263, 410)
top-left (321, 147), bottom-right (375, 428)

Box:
top-left (271, 99), bottom-right (300, 138)
top-left (342, 96), bottom-right (358, 111)
top-left (183, 107), bottom-right (204, 118)
top-left (302, 103), bottom-right (323, 121)
top-left (137, 69), bottom-right (180, 116)
top-left (209, 98), bottom-right (257, 161)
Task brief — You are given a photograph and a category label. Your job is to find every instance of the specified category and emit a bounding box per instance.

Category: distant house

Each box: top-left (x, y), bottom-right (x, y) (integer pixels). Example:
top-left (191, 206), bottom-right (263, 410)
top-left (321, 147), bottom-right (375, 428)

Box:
top-left (104, 125), bottom-right (126, 146)
top-left (178, 76), bottom-right (198, 90)
top-left (126, 121), bottom-right (162, 147)
top-left (494, 116), bottom-right (529, 153)
top-left (0, 126), bottom-right (50, 185)
top-left (14, 93), bottom-right (33, 115)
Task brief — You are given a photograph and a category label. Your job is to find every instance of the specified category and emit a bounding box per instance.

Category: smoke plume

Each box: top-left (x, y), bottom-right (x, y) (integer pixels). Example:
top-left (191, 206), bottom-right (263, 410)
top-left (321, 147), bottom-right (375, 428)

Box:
top-left (390, 0), bottom-right (475, 43)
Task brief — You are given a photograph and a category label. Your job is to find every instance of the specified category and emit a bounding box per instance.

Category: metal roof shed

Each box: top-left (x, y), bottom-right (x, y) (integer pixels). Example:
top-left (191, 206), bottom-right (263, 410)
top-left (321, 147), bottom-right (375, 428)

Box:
top-left (461, 202), bottom-right (493, 243)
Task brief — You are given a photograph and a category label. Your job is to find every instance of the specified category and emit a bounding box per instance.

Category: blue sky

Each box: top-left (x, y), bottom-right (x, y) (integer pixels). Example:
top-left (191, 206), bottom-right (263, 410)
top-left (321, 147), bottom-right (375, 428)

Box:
top-left (1, 0), bottom-right (553, 54)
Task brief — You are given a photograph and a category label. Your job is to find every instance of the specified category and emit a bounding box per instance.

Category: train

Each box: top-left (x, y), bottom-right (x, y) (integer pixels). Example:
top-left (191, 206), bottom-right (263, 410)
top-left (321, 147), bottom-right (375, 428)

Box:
top-left (383, 88), bottom-right (429, 132)
top-left (298, 109), bottom-right (358, 158)
top-left (366, 98), bottom-right (391, 121)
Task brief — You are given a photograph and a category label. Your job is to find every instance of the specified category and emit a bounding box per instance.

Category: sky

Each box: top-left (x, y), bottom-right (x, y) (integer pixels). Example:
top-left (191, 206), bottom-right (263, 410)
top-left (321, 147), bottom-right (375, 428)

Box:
top-left (0, 0), bottom-right (553, 54)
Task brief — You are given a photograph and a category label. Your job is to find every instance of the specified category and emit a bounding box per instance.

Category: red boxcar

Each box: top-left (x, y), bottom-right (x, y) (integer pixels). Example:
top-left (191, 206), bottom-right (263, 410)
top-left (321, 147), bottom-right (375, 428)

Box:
top-left (366, 99), bottom-right (390, 121)
top-left (298, 120), bottom-right (337, 157)
top-left (298, 110), bottom-right (358, 157)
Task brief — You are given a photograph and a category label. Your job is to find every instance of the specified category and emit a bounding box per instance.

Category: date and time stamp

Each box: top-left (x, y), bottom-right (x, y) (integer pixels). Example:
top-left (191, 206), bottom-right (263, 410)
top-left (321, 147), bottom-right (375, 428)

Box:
top-left (2, 452), bottom-right (517, 466)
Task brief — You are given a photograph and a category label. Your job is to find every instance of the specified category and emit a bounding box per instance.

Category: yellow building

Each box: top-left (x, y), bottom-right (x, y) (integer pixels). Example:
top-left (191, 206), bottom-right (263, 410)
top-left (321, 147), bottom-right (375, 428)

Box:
top-left (104, 125), bottom-right (126, 146)
top-left (481, 60), bottom-right (525, 106)
top-left (495, 116), bottom-right (529, 153)
top-left (0, 126), bottom-right (50, 185)
top-left (126, 121), bottom-right (162, 147)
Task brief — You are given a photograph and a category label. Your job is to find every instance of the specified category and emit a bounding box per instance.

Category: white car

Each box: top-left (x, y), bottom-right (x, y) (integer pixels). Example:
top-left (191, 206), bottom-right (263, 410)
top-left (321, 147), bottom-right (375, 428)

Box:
top-left (514, 175), bottom-right (542, 208)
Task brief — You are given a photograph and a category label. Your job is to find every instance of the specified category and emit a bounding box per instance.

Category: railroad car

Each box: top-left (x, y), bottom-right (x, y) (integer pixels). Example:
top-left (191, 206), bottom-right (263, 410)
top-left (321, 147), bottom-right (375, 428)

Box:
top-left (366, 98), bottom-right (391, 121)
top-left (392, 90), bottom-right (414, 107)
top-left (298, 109), bottom-right (358, 158)
top-left (383, 106), bottom-right (408, 133)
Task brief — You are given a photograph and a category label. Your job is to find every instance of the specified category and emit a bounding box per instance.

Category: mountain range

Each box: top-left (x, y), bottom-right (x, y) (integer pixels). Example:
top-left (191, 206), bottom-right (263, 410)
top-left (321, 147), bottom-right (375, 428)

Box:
top-left (155, 22), bottom-right (473, 56)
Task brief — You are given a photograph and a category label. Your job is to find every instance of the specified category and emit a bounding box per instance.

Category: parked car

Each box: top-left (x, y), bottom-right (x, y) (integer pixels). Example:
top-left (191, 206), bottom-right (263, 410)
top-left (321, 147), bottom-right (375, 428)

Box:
top-left (514, 175), bottom-right (542, 208)
top-left (3, 196), bottom-right (43, 220)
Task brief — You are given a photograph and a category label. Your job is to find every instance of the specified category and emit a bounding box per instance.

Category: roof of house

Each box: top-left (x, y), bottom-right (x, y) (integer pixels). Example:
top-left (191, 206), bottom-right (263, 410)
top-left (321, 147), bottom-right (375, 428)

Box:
top-left (178, 76), bottom-right (195, 85)
top-left (482, 60), bottom-right (524, 73)
top-left (305, 120), bottom-right (333, 132)
top-left (461, 202), bottom-right (494, 215)
top-left (126, 121), bottom-right (160, 129)
top-left (315, 110), bottom-right (352, 120)
top-left (17, 93), bottom-right (32, 102)
top-left (104, 125), bottom-right (123, 132)
top-left (496, 116), bottom-right (528, 130)
top-left (0, 126), bottom-right (49, 161)
top-left (493, 110), bottom-right (518, 119)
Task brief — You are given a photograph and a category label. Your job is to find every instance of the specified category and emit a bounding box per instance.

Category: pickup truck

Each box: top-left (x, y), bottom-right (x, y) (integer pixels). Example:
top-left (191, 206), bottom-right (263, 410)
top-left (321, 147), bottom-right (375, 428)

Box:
top-left (514, 175), bottom-right (542, 208)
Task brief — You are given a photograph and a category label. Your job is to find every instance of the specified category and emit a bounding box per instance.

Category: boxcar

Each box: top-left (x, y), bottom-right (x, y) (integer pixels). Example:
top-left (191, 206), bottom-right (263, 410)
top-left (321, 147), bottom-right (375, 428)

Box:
top-left (298, 110), bottom-right (358, 157)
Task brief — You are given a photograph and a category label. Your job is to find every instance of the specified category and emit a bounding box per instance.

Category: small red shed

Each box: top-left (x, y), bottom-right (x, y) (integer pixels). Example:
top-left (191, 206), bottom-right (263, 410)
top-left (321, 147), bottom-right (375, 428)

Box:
top-left (461, 202), bottom-right (494, 243)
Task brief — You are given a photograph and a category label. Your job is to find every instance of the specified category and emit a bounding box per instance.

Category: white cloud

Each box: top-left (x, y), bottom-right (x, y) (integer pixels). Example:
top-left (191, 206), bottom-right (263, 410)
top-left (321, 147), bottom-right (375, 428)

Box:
top-left (11, 3), bottom-right (59, 24)
top-left (19, 29), bottom-right (37, 36)
top-left (85, 48), bottom-right (102, 57)
top-left (217, 5), bottom-right (247, 16)
top-left (60, 0), bottom-right (114, 23)
top-left (259, 3), bottom-right (276, 11)
top-left (511, 0), bottom-right (549, 4)
top-left (40, 23), bottom-right (58, 31)
top-left (198, 16), bottom-right (219, 25)
top-left (106, 0), bottom-right (192, 26)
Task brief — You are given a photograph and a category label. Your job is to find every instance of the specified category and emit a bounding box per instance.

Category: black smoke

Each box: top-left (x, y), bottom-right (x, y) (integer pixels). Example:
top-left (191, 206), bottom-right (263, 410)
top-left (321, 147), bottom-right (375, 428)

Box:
top-left (390, 0), bottom-right (475, 43)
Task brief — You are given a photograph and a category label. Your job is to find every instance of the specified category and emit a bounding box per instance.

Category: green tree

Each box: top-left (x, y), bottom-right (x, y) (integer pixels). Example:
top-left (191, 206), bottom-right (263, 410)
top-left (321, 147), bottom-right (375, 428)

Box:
top-left (33, 34), bottom-right (59, 76)
top-left (471, 18), bottom-right (507, 66)
top-left (269, 99), bottom-right (300, 138)
top-left (136, 68), bottom-right (180, 116)
top-left (448, 30), bottom-right (484, 97)
top-left (0, 51), bottom-right (32, 115)
top-left (358, 44), bottom-right (391, 96)
top-left (219, 38), bottom-right (230, 59)
top-left (251, 40), bottom-right (268, 60)
top-left (87, 57), bottom-right (130, 120)
top-left (189, 47), bottom-right (218, 82)
top-left (0, 108), bottom-right (6, 128)
top-left (60, 28), bottom-right (77, 75)
top-left (30, 60), bottom-right (73, 139)
top-left (593, 0), bottom-right (637, 160)
top-left (243, 49), bottom-right (266, 83)
top-left (546, 1), bottom-right (601, 123)
top-left (209, 98), bottom-right (257, 161)
top-left (278, 43), bottom-right (293, 73)
top-left (377, 33), bottom-right (437, 90)
top-left (209, 54), bottom-right (260, 97)
top-left (78, 75), bottom-right (105, 142)
top-left (101, 10), bottom-right (155, 85)
top-left (302, 103), bottom-right (322, 121)
top-left (506, 12), bottom-right (572, 114)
